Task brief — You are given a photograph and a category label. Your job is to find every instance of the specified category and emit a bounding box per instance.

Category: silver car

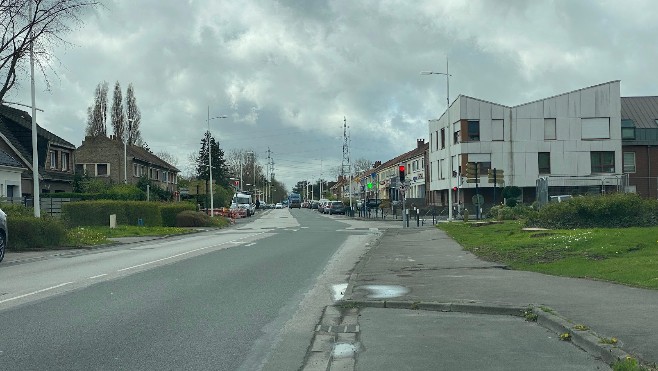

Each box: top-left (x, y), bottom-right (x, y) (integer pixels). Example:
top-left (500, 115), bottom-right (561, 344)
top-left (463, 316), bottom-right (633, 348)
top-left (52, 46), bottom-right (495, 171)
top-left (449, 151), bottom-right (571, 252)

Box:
top-left (0, 208), bottom-right (7, 263)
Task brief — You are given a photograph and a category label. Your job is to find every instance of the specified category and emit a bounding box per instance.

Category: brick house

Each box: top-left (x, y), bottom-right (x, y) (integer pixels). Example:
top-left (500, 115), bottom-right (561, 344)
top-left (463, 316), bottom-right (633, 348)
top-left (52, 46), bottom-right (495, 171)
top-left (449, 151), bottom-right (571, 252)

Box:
top-left (75, 135), bottom-right (179, 192)
top-left (620, 96), bottom-right (658, 198)
top-left (0, 104), bottom-right (76, 196)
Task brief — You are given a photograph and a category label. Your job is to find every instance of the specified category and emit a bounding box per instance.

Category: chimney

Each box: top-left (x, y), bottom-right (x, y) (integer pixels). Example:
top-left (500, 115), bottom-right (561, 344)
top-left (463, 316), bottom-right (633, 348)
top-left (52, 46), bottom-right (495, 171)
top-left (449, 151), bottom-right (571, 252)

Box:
top-left (417, 139), bottom-right (425, 148)
top-left (373, 161), bottom-right (382, 168)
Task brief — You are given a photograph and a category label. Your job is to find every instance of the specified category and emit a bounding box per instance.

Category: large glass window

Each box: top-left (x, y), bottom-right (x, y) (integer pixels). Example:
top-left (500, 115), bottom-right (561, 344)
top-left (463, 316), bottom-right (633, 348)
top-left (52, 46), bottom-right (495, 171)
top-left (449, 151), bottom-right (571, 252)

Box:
top-left (621, 127), bottom-right (635, 140)
top-left (623, 152), bottom-right (636, 173)
top-left (467, 120), bottom-right (480, 141)
top-left (440, 128), bottom-right (445, 149)
top-left (591, 151), bottom-right (615, 173)
top-left (538, 152), bottom-right (551, 174)
top-left (544, 118), bottom-right (556, 140)
top-left (49, 151), bottom-right (57, 169)
top-left (61, 152), bottom-right (69, 171)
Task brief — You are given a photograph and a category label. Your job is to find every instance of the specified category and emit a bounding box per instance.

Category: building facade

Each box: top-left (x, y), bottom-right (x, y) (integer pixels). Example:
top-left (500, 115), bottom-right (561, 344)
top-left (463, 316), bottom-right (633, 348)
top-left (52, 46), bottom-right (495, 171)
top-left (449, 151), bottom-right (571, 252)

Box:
top-left (428, 81), bottom-right (623, 207)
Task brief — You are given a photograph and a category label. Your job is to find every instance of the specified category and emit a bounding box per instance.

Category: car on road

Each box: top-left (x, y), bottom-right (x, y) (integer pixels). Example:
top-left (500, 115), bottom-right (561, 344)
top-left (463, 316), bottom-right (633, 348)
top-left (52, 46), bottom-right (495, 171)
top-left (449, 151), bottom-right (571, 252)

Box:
top-left (275, 203), bottom-right (283, 209)
top-left (0, 207), bottom-right (6, 263)
top-left (327, 201), bottom-right (346, 215)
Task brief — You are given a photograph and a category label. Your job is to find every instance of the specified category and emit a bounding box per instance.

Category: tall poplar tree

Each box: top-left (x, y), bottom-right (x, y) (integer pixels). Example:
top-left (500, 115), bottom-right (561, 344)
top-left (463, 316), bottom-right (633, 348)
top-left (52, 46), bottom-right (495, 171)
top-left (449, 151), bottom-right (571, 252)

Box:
top-left (85, 81), bottom-right (108, 137)
top-left (110, 81), bottom-right (125, 140)
top-left (125, 83), bottom-right (142, 145)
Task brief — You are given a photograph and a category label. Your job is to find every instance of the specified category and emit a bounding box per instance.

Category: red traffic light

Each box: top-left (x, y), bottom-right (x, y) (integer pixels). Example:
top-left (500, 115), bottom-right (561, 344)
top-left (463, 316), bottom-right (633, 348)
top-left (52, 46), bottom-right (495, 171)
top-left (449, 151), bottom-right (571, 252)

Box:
top-left (399, 165), bottom-right (405, 172)
top-left (452, 186), bottom-right (458, 191)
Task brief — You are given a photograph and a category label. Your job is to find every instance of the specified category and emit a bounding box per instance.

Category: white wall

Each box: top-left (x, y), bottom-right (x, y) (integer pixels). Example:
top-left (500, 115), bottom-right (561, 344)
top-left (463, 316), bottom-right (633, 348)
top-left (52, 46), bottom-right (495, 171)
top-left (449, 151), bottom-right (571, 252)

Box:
top-left (0, 166), bottom-right (23, 197)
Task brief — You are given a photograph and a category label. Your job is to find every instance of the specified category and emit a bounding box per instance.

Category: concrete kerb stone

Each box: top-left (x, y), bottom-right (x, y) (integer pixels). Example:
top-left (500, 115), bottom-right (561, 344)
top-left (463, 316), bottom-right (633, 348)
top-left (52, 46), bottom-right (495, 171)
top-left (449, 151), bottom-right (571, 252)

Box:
top-left (533, 306), bottom-right (634, 366)
top-left (339, 299), bottom-right (527, 316)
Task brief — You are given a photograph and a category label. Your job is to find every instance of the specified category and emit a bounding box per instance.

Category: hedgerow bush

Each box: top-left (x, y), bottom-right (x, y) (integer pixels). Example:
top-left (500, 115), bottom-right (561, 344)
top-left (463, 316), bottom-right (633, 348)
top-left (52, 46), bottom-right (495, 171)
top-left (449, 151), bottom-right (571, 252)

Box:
top-left (489, 204), bottom-right (537, 220)
top-left (161, 203), bottom-right (197, 227)
top-left (525, 193), bottom-right (658, 229)
top-left (62, 200), bottom-right (162, 227)
top-left (175, 210), bottom-right (228, 227)
top-left (8, 216), bottom-right (68, 249)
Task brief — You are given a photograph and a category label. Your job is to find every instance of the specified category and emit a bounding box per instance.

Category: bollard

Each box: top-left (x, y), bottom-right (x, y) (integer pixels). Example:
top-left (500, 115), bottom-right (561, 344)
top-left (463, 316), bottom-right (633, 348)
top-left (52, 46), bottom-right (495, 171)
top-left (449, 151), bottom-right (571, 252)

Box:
top-left (406, 208), bottom-right (410, 228)
top-left (416, 208), bottom-right (420, 227)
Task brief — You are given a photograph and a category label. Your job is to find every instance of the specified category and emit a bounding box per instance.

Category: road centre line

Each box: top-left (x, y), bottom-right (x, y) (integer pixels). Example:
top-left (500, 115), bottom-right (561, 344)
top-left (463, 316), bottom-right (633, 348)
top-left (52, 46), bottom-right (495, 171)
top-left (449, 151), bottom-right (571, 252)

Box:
top-left (0, 282), bottom-right (74, 304)
top-left (117, 233), bottom-right (263, 272)
top-left (88, 274), bottom-right (108, 279)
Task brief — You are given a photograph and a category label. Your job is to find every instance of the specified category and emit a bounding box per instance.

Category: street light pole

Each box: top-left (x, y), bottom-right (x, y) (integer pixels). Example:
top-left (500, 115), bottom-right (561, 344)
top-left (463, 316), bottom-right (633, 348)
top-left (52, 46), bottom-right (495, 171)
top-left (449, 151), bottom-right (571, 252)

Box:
top-left (206, 106), bottom-right (227, 216)
top-left (421, 57), bottom-right (453, 221)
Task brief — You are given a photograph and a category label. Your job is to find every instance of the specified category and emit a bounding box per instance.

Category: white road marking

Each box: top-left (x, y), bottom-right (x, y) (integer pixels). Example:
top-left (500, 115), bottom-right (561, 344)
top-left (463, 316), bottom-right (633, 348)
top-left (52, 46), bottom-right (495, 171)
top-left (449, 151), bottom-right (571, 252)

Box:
top-left (117, 233), bottom-right (264, 272)
top-left (245, 242), bottom-right (256, 247)
top-left (0, 282), bottom-right (74, 304)
top-left (88, 274), bottom-right (108, 279)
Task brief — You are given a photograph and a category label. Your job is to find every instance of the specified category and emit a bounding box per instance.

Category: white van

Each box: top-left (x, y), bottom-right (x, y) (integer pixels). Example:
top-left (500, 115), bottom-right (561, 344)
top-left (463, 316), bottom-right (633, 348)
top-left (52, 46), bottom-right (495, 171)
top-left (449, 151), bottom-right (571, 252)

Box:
top-left (233, 192), bottom-right (254, 216)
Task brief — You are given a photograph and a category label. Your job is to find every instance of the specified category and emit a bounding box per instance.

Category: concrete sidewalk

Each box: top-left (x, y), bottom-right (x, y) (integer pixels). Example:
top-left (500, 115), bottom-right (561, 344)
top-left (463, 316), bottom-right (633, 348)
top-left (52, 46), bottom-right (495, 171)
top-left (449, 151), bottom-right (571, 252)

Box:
top-left (306, 227), bottom-right (658, 370)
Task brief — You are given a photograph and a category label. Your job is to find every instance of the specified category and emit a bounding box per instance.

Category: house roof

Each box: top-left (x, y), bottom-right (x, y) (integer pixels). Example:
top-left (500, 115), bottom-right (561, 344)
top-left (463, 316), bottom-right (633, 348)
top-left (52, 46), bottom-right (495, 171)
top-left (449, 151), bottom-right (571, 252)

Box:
top-left (0, 148), bottom-right (23, 169)
top-left (621, 96), bottom-right (658, 129)
top-left (0, 104), bottom-right (76, 181)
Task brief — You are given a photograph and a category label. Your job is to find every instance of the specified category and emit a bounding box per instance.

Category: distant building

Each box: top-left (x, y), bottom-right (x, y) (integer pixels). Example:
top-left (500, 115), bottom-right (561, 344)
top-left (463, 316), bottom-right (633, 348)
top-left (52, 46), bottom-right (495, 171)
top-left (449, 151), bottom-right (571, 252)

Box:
top-left (75, 135), bottom-right (179, 193)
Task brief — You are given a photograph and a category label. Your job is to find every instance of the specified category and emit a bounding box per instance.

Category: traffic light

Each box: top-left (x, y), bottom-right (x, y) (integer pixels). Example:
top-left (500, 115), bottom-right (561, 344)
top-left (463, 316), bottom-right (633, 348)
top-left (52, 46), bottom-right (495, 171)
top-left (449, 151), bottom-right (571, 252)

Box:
top-left (367, 182), bottom-right (373, 189)
top-left (452, 186), bottom-right (458, 192)
top-left (398, 164), bottom-right (405, 183)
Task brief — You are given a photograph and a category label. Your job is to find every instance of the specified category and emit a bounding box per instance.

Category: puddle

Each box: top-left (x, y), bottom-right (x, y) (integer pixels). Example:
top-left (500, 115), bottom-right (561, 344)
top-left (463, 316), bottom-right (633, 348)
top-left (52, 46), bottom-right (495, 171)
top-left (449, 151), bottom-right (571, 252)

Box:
top-left (362, 284), bottom-right (409, 299)
top-left (333, 343), bottom-right (358, 358)
top-left (332, 283), bottom-right (348, 301)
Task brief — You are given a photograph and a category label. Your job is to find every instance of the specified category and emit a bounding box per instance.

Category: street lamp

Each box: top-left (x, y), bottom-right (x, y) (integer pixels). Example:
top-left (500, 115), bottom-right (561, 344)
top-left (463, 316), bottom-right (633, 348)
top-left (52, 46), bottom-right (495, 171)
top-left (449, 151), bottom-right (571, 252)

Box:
top-left (421, 57), bottom-right (453, 221)
top-left (207, 107), bottom-right (228, 216)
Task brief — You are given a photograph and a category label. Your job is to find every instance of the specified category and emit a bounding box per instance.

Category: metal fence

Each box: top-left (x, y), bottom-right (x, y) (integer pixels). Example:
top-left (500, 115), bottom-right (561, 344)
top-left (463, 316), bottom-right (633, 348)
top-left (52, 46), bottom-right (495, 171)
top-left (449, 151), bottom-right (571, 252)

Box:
top-left (0, 197), bottom-right (79, 217)
top-left (536, 174), bottom-right (629, 207)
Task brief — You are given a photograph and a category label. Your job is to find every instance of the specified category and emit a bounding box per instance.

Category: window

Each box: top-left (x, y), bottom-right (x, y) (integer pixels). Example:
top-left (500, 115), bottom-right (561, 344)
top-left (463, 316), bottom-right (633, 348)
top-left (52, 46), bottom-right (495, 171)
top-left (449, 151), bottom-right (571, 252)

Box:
top-left (591, 151), bottom-right (615, 173)
top-left (453, 123), bottom-right (460, 144)
top-left (467, 120), bottom-right (480, 141)
top-left (61, 152), bottom-right (69, 171)
top-left (538, 152), bottom-right (551, 174)
top-left (492, 119), bottom-right (504, 141)
top-left (440, 128), bottom-right (445, 149)
top-left (96, 163), bottom-right (108, 176)
top-left (75, 164), bottom-right (85, 175)
top-left (544, 118), bottom-right (556, 140)
top-left (439, 159), bottom-right (444, 179)
top-left (582, 118), bottom-right (610, 139)
top-left (623, 152), bottom-right (636, 173)
top-left (621, 127), bottom-right (635, 140)
top-left (134, 164), bottom-right (138, 176)
top-left (49, 151), bottom-right (57, 169)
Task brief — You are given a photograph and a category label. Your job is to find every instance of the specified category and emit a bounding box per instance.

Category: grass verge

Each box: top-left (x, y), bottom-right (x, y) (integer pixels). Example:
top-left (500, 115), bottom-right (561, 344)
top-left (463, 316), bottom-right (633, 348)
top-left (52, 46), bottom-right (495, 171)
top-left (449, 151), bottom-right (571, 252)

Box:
top-left (437, 221), bottom-right (658, 290)
top-left (63, 225), bottom-right (199, 247)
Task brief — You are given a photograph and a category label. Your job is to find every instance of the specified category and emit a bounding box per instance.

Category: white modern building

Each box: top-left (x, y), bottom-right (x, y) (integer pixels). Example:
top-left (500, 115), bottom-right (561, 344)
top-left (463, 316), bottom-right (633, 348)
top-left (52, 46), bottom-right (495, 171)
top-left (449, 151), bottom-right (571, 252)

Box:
top-left (428, 81), bottom-right (623, 208)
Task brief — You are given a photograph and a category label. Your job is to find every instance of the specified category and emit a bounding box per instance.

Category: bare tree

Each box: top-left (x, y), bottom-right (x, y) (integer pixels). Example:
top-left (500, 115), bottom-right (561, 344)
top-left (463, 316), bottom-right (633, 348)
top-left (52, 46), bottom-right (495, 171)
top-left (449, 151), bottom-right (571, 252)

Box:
top-left (110, 80), bottom-right (125, 140)
top-left (125, 83), bottom-right (142, 145)
top-left (84, 80), bottom-right (107, 136)
top-left (0, 0), bottom-right (100, 103)
top-left (352, 157), bottom-right (374, 174)
top-left (156, 151), bottom-right (178, 168)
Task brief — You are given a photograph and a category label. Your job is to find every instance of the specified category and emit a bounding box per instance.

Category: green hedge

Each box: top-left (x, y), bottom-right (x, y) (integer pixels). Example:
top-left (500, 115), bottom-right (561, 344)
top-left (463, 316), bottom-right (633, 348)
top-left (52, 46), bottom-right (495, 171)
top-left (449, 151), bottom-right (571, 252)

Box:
top-left (526, 193), bottom-right (658, 229)
top-left (161, 203), bottom-right (197, 227)
top-left (62, 200), bottom-right (163, 227)
top-left (8, 216), bottom-right (68, 250)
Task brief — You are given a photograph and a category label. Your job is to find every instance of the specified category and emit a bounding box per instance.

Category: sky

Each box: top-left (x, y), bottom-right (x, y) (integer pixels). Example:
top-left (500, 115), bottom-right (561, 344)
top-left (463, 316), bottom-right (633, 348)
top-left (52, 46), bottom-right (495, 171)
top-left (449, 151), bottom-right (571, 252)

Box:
top-left (6, 0), bottom-right (658, 191)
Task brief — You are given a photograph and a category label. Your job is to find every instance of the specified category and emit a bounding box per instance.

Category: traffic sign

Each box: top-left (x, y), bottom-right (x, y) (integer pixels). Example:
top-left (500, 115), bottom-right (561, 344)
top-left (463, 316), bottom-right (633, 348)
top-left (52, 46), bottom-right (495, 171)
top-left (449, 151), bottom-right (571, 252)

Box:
top-left (472, 194), bottom-right (484, 205)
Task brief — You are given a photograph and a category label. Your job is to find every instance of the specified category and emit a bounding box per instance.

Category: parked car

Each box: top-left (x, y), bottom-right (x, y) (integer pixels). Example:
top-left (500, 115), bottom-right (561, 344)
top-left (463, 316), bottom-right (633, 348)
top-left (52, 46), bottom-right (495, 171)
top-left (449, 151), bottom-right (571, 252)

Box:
top-left (0, 207), bottom-right (7, 263)
top-left (328, 201), bottom-right (346, 215)
top-left (317, 199), bottom-right (330, 213)
top-left (310, 200), bottom-right (319, 209)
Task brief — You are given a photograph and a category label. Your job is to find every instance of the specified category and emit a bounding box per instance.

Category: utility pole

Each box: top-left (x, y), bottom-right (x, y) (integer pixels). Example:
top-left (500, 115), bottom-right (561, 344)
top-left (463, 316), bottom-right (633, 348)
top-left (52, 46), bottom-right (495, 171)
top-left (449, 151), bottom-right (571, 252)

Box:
top-left (341, 116), bottom-right (352, 213)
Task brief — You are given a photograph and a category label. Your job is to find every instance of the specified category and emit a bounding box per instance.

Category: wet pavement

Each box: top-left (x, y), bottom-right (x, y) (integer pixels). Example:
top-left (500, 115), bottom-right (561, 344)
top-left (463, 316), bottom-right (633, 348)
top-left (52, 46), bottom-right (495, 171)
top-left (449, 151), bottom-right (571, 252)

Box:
top-left (303, 226), bottom-right (658, 370)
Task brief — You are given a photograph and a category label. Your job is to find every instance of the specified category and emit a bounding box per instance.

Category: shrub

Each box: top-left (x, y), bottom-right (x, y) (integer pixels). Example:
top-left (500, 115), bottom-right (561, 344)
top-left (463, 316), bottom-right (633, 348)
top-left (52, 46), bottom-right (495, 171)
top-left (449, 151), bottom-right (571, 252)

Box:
top-left (1, 203), bottom-right (34, 217)
top-left (8, 216), bottom-right (68, 250)
top-left (502, 186), bottom-right (522, 207)
top-left (175, 210), bottom-right (223, 227)
top-left (489, 204), bottom-right (537, 220)
top-left (526, 193), bottom-right (658, 229)
top-left (161, 203), bottom-right (197, 227)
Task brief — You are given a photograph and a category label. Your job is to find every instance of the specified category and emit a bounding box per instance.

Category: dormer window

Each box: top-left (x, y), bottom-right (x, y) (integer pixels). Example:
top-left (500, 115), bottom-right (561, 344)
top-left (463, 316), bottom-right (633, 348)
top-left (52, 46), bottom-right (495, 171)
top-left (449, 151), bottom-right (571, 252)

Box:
top-left (621, 119), bottom-right (635, 140)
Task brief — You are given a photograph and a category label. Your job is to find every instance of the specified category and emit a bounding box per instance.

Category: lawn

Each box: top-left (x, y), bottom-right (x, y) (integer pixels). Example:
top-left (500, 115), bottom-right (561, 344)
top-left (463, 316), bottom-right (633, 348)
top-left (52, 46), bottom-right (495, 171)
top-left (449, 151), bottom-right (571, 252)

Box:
top-left (437, 221), bottom-right (658, 290)
top-left (64, 225), bottom-right (197, 247)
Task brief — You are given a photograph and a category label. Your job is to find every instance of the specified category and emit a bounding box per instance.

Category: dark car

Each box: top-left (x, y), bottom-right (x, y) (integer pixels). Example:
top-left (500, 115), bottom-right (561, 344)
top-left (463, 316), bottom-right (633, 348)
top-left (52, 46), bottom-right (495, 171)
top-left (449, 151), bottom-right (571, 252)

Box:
top-left (328, 201), bottom-right (346, 215)
top-left (0, 207), bottom-right (6, 263)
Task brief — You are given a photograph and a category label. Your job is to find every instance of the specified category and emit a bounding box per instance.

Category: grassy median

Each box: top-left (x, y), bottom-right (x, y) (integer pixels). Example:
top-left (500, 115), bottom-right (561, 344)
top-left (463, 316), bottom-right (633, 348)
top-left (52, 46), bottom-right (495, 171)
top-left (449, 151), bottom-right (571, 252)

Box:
top-left (437, 221), bottom-right (658, 290)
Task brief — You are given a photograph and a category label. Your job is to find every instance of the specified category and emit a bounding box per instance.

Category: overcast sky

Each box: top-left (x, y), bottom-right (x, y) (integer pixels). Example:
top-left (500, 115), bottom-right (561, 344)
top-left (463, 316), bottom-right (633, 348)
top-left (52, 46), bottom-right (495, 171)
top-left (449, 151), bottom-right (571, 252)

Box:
top-left (6, 0), bottom-right (658, 191)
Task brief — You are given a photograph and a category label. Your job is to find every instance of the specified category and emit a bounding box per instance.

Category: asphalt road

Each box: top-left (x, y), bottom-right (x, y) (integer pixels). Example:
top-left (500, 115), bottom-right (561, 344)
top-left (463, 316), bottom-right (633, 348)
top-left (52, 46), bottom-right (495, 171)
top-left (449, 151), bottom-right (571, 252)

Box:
top-left (0, 209), bottom-right (390, 370)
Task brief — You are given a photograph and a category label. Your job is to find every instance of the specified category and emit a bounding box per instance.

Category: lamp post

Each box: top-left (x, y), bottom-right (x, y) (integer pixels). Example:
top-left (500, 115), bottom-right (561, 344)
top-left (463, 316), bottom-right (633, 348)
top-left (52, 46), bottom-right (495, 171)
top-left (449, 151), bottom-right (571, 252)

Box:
top-left (421, 57), bottom-right (452, 221)
top-left (207, 107), bottom-right (228, 216)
